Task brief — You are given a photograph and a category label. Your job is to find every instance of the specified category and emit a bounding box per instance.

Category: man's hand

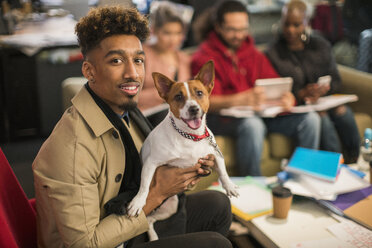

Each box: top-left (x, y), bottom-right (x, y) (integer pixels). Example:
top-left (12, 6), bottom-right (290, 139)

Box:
top-left (142, 155), bottom-right (217, 216)
top-left (234, 87), bottom-right (265, 108)
top-left (280, 92), bottom-right (295, 111)
top-left (196, 154), bottom-right (216, 177)
top-left (251, 86), bottom-right (266, 111)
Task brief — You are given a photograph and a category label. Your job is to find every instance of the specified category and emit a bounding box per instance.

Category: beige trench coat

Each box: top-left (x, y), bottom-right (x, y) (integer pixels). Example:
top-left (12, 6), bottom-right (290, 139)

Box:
top-left (33, 86), bottom-right (149, 248)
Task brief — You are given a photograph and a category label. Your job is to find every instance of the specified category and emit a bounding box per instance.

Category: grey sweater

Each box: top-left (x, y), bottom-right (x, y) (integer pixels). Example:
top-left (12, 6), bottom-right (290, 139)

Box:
top-left (265, 34), bottom-right (341, 105)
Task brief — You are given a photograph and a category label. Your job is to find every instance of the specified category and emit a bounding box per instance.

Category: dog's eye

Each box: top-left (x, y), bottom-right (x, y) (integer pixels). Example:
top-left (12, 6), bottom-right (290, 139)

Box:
top-left (196, 90), bottom-right (203, 97)
top-left (174, 94), bottom-right (183, 101)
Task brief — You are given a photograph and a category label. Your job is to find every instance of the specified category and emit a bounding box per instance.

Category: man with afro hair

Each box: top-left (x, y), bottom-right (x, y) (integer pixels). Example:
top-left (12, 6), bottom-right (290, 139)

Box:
top-left (33, 6), bottom-right (232, 248)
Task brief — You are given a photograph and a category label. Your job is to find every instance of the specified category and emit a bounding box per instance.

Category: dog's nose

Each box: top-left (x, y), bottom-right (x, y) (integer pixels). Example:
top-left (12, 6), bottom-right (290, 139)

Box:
top-left (189, 105), bottom-right (199, 116)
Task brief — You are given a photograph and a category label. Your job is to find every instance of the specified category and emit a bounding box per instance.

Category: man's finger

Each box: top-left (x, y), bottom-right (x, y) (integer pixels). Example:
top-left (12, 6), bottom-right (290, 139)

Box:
top-left (180, 164), bottom-right (201, 175)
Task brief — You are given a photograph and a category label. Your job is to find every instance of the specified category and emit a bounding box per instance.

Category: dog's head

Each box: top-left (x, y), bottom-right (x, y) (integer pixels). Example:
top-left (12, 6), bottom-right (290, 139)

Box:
top-left (152, 60), bottom-right (214, 130)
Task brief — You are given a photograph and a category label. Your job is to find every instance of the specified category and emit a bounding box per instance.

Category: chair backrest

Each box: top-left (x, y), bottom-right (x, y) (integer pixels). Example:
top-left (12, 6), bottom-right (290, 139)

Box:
top-left (0, 148), bottom-right (37, 248)
top-left (61, 77), bottom-right (86, 110)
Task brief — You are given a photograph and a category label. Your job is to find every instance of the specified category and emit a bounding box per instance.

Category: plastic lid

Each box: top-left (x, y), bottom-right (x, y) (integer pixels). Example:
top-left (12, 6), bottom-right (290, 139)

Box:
top-left (365, 128), bottom-right (372, 140)
top-left (272, 186), bottom-right (292, 198)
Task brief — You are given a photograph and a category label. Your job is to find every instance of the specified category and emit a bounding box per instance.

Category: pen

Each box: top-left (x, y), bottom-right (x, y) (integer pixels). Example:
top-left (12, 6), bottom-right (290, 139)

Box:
top-left (317, 200), bottom-right (345, 217)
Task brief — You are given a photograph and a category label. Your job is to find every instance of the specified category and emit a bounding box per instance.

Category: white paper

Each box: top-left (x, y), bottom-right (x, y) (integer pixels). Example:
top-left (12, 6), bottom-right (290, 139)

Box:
top-left (284, 167), bottom-right (369, 200)
top-left (290, 237), bottom-right (353, 248)
top-left (210, 177), bottom-right (272, 214)
top-left (327, 220), bottom-right (372, 248)
top-left (0, 16), bottom-right (78, 56)
top-left (291, 94), bottom-right (359, 113)
top-left (220, 94), bottom-right (358, 118)
top-left (229, 184), bottom-right (272, 213)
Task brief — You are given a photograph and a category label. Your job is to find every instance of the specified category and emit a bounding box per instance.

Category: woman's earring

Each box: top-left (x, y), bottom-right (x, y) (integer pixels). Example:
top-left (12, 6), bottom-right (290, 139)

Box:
top-left (301, 32), bottom-right (308, 42)
top-left (301, 27), bottom-right (311, 43)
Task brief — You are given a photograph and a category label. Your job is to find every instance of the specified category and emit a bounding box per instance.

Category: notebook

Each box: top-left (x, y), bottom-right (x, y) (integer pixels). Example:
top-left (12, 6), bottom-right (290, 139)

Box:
top-left (285, 147), bottom-right (343, 182)
top-left (328, 185), bottom-right (372, 230)
top-left (255, 77), bottom-right (293, 100)
top-left (209, 177), bottom-right (273, 221)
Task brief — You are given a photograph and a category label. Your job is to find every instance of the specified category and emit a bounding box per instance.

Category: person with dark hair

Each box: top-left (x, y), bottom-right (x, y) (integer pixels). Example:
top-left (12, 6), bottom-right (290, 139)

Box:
top-left (266, 0), bottom-right (360, 163)
top-left (33, 6), bottom-right (233, 248)
top-left (138, 2), bottom-right (191, 126)
top-left (191, 0), bottom-right (321, 176)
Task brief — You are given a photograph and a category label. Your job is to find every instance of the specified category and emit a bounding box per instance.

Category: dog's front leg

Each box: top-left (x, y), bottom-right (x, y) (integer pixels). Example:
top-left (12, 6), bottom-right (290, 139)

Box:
top-left (214, 156), bottom-right (239, 197)
top-left (127, 163), bottom-right (157, 217)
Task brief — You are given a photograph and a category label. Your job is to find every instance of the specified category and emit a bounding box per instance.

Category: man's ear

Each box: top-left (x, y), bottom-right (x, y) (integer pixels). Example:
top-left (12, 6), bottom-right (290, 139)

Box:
top-left (82, 61), bottom-right (96, 83)
top-left (215, 23), bottom-right (223, 36)
top-left (152, 72), bottom-right (175, 100)
top-left (195, 60), bottom-right (215, 94)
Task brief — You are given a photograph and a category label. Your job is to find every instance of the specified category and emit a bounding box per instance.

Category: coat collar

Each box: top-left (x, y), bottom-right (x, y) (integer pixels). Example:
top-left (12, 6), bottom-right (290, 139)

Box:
top-left (71, 85), bottom-right (115, 137)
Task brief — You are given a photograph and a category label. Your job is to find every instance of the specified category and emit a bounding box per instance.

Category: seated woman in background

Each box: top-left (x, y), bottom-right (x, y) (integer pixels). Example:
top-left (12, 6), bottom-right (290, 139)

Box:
top-left (137, 2), bottom-right (191, 126)
top-left (265, 0), bottom-right (360, 163)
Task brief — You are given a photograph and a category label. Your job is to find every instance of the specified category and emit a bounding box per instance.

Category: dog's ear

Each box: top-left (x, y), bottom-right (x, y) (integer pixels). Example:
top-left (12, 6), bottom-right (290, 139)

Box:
top-left (152, 72), bottom-right (175, 100)
top-left (195, 60), bottom-right (215, 94)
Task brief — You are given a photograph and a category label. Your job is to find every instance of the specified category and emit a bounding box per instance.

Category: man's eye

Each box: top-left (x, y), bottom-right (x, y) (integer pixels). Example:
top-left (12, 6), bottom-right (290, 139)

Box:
top-left (134, 58), bottom-right (144, 64)
top-left (111, 58), bottom-right (123, 64)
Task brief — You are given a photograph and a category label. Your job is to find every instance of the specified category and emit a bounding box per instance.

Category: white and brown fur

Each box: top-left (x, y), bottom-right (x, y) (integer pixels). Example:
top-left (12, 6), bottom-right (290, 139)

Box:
top-left (127, 61), bottom-right (239, 240)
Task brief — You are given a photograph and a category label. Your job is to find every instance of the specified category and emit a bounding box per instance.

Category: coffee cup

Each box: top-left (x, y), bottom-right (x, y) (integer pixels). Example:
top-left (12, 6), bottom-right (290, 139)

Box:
top-left (272, 186), bottom-right (293, 219)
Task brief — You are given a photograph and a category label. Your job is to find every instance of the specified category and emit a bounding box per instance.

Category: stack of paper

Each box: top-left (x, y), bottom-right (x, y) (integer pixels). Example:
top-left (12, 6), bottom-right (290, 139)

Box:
top-left (284, 166), bottom-right (369, 200)
top-left (283, 147), bottom-right (369, 200)
top-left (219, 94), bottom-right (358, 118)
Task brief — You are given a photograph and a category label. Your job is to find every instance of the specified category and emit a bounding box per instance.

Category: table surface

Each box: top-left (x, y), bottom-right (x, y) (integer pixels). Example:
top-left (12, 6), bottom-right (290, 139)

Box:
top-left (238, 169), bottom-right (371, 248)
top-left (238, 197), bottom-right (342, 248)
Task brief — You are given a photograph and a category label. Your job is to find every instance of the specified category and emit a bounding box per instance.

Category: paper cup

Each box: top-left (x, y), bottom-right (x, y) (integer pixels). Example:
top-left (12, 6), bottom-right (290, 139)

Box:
top-left (272, 186), bottom-right (293, 219)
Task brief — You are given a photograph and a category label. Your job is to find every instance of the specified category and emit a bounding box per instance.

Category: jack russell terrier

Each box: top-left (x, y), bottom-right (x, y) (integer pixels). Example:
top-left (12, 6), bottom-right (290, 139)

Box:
top-left (127, 60), bottom-right (239, 240)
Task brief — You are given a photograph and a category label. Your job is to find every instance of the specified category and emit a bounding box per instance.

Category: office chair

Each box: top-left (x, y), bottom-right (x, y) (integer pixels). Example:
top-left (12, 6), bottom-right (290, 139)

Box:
top-left (0, 148), bottom-right (37, 248)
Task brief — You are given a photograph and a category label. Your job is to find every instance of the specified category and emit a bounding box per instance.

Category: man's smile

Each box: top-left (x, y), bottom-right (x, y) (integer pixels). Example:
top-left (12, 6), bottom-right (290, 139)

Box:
top-left (119, 83), bottom-right (140, 96)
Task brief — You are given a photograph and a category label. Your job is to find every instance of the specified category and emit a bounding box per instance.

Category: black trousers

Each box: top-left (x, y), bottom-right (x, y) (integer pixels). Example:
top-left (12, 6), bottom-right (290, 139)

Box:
top-left (129, 190), bottom-right (233, 248)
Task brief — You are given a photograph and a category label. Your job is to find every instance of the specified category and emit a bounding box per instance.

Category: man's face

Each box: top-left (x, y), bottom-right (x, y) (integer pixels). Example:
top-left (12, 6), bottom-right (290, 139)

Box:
top-left (216, 12), bottom-right (249, 50)
top-left (83, 34), bottom-right (145, 115)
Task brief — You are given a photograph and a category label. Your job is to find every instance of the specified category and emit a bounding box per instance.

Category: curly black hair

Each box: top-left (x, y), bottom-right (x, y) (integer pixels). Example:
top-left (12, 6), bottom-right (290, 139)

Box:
top-left (75, 6), bottom-right (150, 57)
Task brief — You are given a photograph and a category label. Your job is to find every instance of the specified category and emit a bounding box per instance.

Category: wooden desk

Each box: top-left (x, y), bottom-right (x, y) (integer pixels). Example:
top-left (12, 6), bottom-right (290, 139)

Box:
top-left (237, 197), bottom-right (343, 248)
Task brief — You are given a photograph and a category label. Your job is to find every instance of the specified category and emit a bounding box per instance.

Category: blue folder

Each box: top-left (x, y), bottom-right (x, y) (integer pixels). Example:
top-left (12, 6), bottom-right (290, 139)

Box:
top-left (286, 147), bottom-right (342, 182)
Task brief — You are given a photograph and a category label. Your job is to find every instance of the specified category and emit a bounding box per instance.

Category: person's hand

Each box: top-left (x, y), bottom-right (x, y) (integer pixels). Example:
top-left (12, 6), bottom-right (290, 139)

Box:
top-left (252, 86), bottom-right (266, 111)
top-left (234, 89), bottom-right (254, 106)
top-left (143, 163), bottom-right (204, 215)
top-left (280, 92), bottom-right (295, 111)
top-left (233, 87), bottom-right (265, 108)
top-left (196, 154), bottom-right (216, 177)
top-left (299, 83), bottom-right (330, 104)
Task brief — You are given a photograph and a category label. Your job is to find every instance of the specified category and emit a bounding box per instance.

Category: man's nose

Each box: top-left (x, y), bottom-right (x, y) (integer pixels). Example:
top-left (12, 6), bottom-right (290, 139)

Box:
top-left (124, 61), bottom-right (139, 79)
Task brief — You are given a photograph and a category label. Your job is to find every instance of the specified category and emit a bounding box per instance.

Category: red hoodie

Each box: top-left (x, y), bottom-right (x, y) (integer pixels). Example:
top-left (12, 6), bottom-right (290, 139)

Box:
top-left (191, 31), bottom-right (278, 96)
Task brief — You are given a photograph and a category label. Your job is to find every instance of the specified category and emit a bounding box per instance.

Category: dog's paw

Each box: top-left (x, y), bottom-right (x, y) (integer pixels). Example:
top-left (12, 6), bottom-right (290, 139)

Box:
top-left (104, 197), bottom-right (129, 215)
top-left (223, 182), bottom-right (239, 198)
top-left (105, 200), bottom-right (127, 215)
top-left (127, 196), bottom-right (146, 217)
